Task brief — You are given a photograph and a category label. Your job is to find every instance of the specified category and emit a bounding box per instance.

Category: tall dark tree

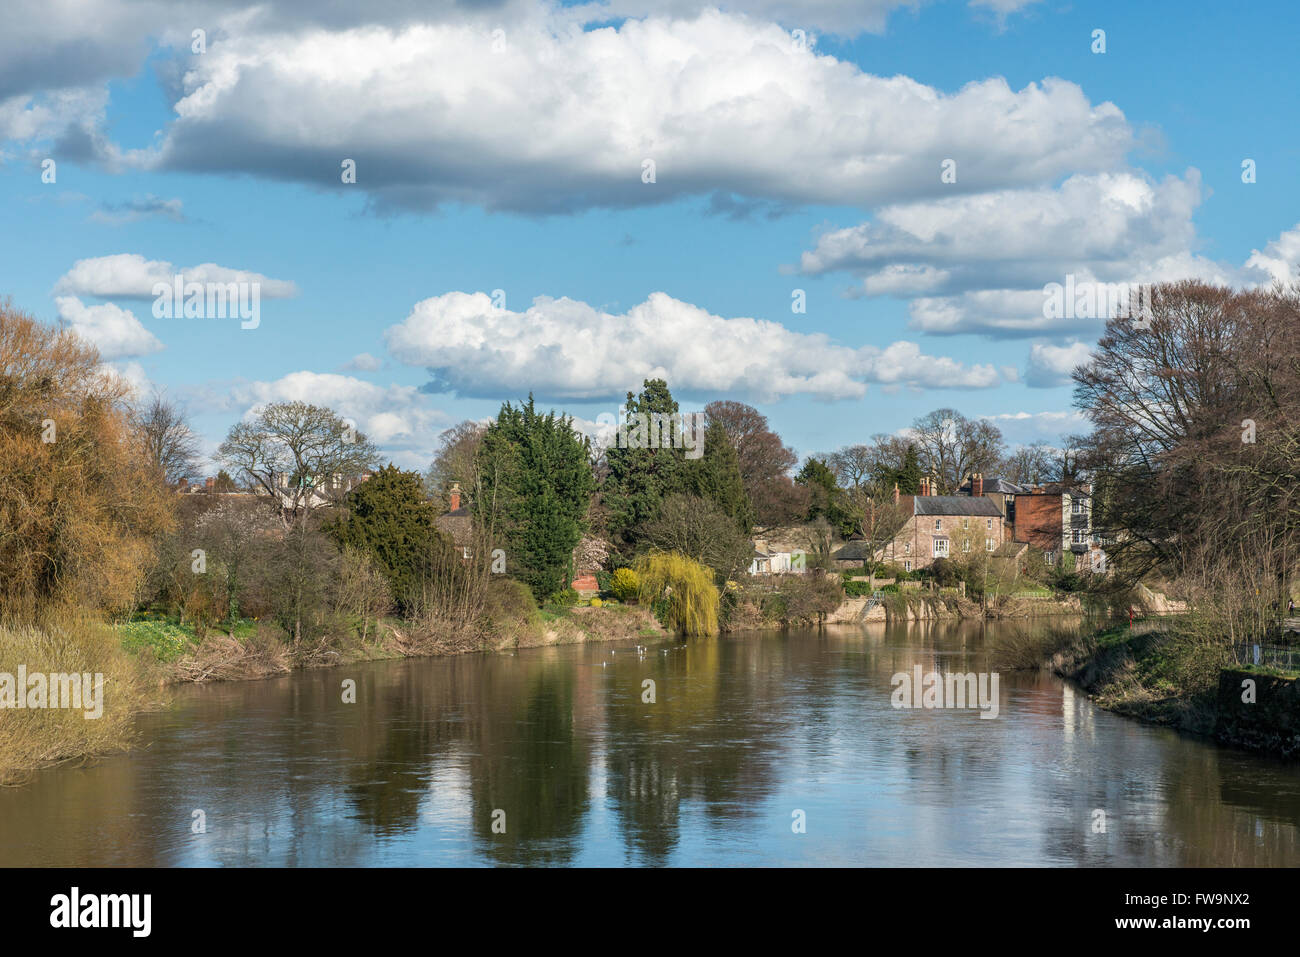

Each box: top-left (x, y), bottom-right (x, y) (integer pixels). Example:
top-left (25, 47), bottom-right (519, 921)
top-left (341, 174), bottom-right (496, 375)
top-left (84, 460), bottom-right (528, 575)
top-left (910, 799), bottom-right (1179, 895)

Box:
top-left (689, 419), bottom-right (754, 532)
top-left (796, 456), bottom-right (856, 534)
top-left (476, 396), bottom-right (595, 600)
top-left (702, 400), bottom-right (806, 525)
top-left (603, 379), bottom-right (692, 545)
top-left (327, 465), bottom-right (442, 614)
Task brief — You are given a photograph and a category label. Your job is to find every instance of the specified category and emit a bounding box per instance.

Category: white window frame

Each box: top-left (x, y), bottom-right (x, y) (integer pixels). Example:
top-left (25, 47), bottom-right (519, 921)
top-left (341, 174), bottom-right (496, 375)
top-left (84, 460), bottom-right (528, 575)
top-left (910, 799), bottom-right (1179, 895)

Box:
top-left (933, 538), bottom-right (949, 558)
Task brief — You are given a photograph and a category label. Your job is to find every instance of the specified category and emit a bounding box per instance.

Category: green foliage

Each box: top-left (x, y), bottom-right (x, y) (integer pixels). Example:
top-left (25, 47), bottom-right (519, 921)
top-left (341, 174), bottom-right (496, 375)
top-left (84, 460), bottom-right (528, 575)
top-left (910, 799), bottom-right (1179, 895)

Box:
top-left (548, 587), bottom-right (579, 607)
top-left (116, 616), bottom-right (197, 662)
top-left (689, 419), bottom-right (754, 532)
top-left (609, 567), bottom-right (640, 602)
top-left (796, 457), bottom-right (856, 534)
top-left (633, 551), bottom-right (720, 636)
top-left (475, 395), bottom-right (595, 602)
top-left (603, 379), bottom-right (693, 545)
top-left (327, 465), bottom-right (442, 614)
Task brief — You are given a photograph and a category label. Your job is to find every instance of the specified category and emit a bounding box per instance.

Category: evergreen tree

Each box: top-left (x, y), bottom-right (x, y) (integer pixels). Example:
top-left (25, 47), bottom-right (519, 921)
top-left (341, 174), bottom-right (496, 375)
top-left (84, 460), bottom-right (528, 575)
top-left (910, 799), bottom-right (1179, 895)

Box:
top-left (796, 456), bottom-right (856, 534)
top-left (327, 464), bottom-right (442, 614)
top-left (602, 378), bottom-right (693, 544)
top-left (896, 445), bottom-right (923, 495)
top-left (475, 396), bottom-right (594, 601)
top-left (690, 419), bottom-right (754, 532)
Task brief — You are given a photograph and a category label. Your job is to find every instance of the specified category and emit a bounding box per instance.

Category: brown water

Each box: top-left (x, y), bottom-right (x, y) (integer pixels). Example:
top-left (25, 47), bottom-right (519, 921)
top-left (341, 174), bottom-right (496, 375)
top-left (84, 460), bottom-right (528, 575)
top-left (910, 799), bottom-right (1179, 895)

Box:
top-left (2, 620), bottom-right (1298, 866)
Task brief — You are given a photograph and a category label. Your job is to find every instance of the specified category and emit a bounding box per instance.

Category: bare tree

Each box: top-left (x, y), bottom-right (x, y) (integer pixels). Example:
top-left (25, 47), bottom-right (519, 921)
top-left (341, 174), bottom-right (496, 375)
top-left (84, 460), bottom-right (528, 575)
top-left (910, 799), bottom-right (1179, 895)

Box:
top-left (426, 420), bottom-right (486, 508)
top-left (910, 408), bottom-right (1005, 494)
top-left (134, 390), bottom-right (203, 486)
top-left (826, 444), bottom-right (873, 489)
top-left (849, 485), bottom-right (910, 591)
top-left (217, 401), bottom-right (380, 529)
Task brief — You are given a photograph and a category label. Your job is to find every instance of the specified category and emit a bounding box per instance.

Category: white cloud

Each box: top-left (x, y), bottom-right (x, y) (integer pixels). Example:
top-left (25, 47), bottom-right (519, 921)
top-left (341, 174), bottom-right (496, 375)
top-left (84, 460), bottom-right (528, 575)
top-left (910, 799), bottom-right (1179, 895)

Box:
top-left (55, 253), bottom-right (298, 300)
top-left (982, 409), bottom-right (1089, 446)
top-left (1025, 340), bottom-right (1092, 388)
top-left (229, 371), bottom-right (448, 458)
top-left (55, 295), bottom-right (164, 360)
top-left (384, 290), bottom-right (1011, 401)
top-left (341, 352), bottom-right (383, 372)
top-left (1244, 223), bottom-right (1300, 286)
top-left (127, 10), bottom-right (1130, 214)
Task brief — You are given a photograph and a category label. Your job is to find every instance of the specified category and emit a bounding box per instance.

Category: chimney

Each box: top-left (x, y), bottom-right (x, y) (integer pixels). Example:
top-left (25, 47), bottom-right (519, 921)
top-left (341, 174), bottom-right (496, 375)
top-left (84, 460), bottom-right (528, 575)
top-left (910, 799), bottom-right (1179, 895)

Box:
top-left (893, 482), bottom-right (900, 505)
top-left (449, 482), bottom-right (462, 511)
top-left (178, 477), bottom-right (188, 492)
top-left (972, 473), bottom-right (983, 498)
top-left (205, 476), bottom-right (215, 492)
top-left (920, 476), bottom-right (931, 496)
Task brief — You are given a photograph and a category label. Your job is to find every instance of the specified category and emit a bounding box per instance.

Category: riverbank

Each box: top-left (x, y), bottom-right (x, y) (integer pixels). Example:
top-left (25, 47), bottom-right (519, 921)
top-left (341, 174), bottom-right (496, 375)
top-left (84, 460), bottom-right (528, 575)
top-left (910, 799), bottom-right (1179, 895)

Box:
top-left (1011, 619), bottom-right (1300, 757)
top-left (0, 602), bottom-right (664, 784)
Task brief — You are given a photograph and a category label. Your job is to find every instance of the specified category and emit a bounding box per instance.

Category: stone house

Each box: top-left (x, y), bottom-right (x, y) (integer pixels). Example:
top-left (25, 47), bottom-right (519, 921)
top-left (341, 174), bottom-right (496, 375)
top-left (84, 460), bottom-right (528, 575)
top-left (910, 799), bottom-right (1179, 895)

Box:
top-left (877, 477), bottom-right (1006, 572)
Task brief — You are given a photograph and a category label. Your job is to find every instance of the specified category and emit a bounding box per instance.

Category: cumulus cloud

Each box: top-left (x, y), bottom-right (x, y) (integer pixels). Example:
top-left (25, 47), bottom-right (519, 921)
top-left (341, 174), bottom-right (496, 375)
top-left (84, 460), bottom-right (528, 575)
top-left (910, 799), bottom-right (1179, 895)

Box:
top-left (55, 253), bottom-right (298, 299)
top-left (982, 409), bottom-right (1089, 446)
top-left (1026, 340), bottom-right (1092, 388)
top-left (55, 295), bottom-right (164, 360)
top-left (1244, 223), bottom-right (1300, 286)
top-left (110, 9), bottom-right (1130, 214)
top-left (384, 290), bottom-right (1011, 402)
top-left (229, 371), bottom-right (448, 456)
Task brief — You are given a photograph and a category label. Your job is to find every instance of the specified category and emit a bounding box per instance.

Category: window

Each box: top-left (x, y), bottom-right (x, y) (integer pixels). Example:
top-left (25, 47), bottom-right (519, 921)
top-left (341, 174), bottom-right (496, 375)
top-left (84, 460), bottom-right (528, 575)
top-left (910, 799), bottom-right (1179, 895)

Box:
top-left (1045, 551), bottom-right (1055, 565)
top-left (987, 518), bottom-right (993, 530)
top-left (904, 543), bottom-right (911, 554)
top-left (1072, 499), bottom-right (1085, 515)
top-left (1072, 528), bottom-right (1088, 544)
top-left (986, 539), bottom-right (995, 552)
top-left (933, 538), bottom-right (949, 558)
top-left (962, 539), bottom-right (971, 552)
top-left (962, 518), bottom-right (969, 529)
top-left (934, 519), bottom-right (942, 531)
top-left (903, 560), bottom-right (912, 572)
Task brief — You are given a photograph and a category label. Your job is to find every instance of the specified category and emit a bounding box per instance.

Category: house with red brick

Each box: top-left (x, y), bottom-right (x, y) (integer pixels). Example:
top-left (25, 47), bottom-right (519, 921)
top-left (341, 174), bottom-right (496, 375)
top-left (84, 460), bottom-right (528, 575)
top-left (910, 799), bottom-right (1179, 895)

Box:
top-left (877, 476), bottom-right (1007, 572)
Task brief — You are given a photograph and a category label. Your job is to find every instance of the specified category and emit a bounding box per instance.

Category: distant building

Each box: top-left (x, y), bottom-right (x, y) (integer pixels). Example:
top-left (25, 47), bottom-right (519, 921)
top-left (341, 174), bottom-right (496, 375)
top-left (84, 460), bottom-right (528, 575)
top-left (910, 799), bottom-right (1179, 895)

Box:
top-left (878, 477), bottom-right (1006, 572)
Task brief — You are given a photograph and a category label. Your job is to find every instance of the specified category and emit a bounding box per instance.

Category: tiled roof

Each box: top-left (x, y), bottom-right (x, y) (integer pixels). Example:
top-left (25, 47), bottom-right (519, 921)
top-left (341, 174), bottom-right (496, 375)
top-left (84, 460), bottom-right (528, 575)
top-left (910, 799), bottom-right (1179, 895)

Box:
top-left (911, 495), bottom-right (1004, 517)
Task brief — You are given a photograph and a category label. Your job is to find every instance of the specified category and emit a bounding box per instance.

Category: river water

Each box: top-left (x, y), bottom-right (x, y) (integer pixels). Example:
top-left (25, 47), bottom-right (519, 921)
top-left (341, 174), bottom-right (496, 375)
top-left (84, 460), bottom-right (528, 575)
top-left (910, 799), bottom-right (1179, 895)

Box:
top-left (2, 620), bottom-right (1298, 866)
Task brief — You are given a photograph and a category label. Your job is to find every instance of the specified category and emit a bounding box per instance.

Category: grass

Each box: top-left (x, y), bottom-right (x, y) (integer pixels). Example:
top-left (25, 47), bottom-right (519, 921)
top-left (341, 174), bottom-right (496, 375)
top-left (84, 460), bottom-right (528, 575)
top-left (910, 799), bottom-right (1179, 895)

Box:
top-left (0, 615), bottom-right (153, 785)
top-left (116, 617), bottom-right (197, 662)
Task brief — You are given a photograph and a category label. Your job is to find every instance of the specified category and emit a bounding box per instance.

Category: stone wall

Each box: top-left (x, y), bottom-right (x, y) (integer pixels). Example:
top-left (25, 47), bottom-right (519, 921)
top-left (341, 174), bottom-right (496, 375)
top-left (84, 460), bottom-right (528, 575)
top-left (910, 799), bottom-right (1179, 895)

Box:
top-left (1215, 668), bottom-right (1300, 758)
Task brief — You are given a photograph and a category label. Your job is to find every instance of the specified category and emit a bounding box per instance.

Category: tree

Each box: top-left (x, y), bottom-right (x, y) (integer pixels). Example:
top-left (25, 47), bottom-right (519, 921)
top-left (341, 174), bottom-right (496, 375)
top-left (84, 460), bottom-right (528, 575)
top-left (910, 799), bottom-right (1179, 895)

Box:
top-left (689, 419), bottom-right (754, 532)
top-left (217, 401), bottom-right (380, 529)
top-left (638, 493), bottom-right (754, 583)
top-left (796, 457), bottom-right (856, 534)
top-left (909, 408), bottom-right (1005, 494)
top-left (133, 390), bottom-right (203, 486)
top-left (476, 396), bottom-right (595, 601)
top-left (603, 379), bottom-right (693, 544)
top-left (703, 400), bottom-right (807, 525)
top-left (0, 300), bottom-right (175, 618)
top-left (633, 551), bottom-right (720, 636)
top-left (193, 496), bottom-right (278, 624)
top-left (327, 465), bottom-right (443, 615)
top-left (427, 420), bottom-right (485, 510)
top-left (826, 444), bottom-right (873, 489)
top-left (999, 442), bottom-right (1058, 486)
top-left (849, 486), bottom-right (911, 591)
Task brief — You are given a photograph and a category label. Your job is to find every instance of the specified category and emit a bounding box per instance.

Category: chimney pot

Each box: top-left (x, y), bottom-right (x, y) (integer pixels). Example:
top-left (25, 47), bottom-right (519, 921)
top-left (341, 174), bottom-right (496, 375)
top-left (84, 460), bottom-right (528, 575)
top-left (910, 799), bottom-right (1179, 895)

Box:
top-left (893, 482), bottom-right (900, 505)
top-left (972, 473), bottom-right (984, 498)
top-left (449, 482), bottom-right (462, 512)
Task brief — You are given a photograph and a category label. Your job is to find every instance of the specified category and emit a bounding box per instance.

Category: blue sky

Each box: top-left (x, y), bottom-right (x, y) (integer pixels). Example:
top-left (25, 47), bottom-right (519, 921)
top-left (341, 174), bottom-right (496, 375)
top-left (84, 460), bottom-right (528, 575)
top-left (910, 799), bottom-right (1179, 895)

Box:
top-left (2, 0), bottom-right (1297, 473)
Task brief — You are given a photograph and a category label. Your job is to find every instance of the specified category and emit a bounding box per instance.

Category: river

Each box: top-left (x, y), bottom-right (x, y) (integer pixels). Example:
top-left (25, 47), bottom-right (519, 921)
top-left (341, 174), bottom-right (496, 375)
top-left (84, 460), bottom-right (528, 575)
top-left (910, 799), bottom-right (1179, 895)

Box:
top-left (2, 620), bottom-right (1298, 866)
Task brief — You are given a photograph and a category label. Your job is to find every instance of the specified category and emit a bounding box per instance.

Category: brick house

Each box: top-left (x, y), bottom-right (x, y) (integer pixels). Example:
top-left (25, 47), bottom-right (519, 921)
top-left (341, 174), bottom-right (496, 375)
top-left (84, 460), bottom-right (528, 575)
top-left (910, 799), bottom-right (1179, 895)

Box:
top-left (1012, 482), bottom-right (1100, 570)
top-left (878, 477), bottom-right (1006, 572)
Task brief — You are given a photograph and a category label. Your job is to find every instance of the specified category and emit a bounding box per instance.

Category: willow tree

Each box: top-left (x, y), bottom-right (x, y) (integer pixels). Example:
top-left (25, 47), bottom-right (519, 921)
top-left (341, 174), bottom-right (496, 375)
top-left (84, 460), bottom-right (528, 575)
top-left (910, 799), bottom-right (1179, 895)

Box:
top-left (0, 300), bottom-right (174, 619)
top-left (634, 551), bottom-right (719, 636)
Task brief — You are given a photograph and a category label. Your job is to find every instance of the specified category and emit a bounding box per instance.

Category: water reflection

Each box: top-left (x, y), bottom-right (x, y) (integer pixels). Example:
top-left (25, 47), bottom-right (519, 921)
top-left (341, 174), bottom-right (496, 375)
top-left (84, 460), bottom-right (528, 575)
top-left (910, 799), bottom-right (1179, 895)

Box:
top-left (1, 620), bottom-right (1297, 866)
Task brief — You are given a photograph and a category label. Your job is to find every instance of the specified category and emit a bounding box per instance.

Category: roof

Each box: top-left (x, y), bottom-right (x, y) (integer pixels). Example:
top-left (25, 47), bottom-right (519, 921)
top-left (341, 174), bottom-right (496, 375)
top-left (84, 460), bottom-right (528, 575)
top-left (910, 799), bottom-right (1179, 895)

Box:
top-left (832, 541), bottom-right (875, 561)
top-left (911, 495), bottom-right (1004, 517)
top-left (959, 477), bottom-right (1027, 495)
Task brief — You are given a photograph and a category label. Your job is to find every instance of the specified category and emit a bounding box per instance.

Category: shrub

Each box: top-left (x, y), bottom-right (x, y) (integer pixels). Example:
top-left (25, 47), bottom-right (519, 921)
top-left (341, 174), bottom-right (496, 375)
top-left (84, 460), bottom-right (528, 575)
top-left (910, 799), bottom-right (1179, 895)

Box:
top-left (548, 587), bottom-right (579, 607)
top-left (589, 597), bottom-right (603, 608)
top-left (609, 568), bottom-right (640, 603)
top-left (633, 551), bottom-right (719, 636)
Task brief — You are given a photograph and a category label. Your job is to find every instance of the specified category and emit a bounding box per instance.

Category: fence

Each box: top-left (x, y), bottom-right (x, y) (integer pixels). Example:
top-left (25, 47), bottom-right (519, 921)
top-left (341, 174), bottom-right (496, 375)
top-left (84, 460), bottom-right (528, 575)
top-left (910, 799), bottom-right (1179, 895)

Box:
top-left (1231, 642), bottom-right (1300, 673)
